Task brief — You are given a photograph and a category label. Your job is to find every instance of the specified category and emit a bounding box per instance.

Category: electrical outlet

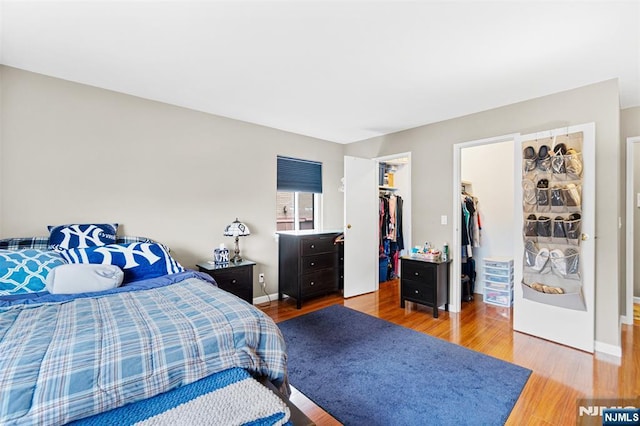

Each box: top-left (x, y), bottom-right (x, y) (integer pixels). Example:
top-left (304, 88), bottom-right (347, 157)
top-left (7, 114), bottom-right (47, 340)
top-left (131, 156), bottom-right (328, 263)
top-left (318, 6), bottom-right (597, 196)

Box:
top-left (259, 273), bottom-right (265, 283)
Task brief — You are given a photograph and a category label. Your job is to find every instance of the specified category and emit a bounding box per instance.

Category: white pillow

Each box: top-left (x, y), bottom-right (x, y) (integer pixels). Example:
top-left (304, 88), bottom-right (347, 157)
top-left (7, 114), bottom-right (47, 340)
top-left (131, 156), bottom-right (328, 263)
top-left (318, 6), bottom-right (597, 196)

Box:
top-left (46, 264), bottom-right (124, 294)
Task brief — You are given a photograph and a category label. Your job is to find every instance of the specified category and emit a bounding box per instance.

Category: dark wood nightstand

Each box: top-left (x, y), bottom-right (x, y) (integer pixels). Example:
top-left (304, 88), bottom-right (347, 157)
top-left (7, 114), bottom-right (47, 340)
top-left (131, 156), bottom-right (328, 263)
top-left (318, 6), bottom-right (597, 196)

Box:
top-left (400, 257), bottom-right (451, 318)
top-left (197, 259), bottom-right (256, 304)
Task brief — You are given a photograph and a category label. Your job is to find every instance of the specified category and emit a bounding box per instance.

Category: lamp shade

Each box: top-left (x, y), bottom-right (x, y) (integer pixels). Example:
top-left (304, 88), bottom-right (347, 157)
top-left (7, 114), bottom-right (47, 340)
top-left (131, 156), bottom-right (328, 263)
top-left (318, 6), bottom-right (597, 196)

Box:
top-left (223, 218), bottom-right (250, 237)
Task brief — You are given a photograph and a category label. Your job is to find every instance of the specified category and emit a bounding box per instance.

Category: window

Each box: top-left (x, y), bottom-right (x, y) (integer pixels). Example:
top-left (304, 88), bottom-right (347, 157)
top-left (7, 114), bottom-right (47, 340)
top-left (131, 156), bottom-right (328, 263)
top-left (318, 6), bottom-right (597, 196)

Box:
top-left (276, 156), bottom-right (322, 231)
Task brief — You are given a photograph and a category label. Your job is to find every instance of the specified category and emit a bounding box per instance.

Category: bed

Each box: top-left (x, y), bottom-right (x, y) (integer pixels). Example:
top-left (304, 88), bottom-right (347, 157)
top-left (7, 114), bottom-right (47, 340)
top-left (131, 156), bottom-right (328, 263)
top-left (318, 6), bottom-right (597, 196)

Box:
top-left (0, 227), bottom-right (291, 425)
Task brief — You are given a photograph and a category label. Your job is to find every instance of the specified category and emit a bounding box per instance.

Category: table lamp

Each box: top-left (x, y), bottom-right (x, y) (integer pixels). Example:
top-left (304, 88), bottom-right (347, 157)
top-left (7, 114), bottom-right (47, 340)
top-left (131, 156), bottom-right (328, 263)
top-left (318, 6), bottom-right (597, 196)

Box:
top-left (223, 218), bottom-right (250, 263)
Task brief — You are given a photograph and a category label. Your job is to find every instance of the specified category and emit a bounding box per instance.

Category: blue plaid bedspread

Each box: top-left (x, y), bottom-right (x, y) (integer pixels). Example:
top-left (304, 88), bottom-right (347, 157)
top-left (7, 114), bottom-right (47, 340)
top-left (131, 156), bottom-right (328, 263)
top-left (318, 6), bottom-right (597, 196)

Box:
top-left (0, 273), bottom-right (288, 425)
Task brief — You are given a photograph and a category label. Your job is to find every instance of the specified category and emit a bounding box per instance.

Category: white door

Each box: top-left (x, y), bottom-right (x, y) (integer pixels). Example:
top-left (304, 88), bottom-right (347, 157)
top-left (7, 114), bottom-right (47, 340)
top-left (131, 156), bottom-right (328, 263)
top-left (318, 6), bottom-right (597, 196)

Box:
top-left (343, 156), bottom-right (379, 298)
top-left (513, 123), bottom-right (595, 352)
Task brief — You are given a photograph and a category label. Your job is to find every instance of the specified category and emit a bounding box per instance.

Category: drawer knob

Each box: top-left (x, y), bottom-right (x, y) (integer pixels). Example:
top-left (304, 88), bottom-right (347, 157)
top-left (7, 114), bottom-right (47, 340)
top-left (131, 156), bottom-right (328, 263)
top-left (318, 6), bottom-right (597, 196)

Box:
top-left (231, 279), bottom-right (237, 284)
top-left (414, 272), bottom-right (419, 276)
top-left (310, 244), bottom-right (315, 249)
top-left (310, 262), bottom-right (315, 266)
top-left (310, 281), bottom-right (315, 286)
top-left (415, 290), bottom-right (419, 294)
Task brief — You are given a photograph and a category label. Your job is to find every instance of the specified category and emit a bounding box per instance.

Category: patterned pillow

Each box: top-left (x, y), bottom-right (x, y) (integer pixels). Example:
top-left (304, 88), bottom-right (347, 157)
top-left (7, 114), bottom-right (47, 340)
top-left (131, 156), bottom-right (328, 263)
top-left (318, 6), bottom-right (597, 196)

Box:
top-left (60, 242), bottom-right (184, 284)
top-left (48, 223), bottom-right (118, 251)
top-left (0, 249), bottom-right (66, 295)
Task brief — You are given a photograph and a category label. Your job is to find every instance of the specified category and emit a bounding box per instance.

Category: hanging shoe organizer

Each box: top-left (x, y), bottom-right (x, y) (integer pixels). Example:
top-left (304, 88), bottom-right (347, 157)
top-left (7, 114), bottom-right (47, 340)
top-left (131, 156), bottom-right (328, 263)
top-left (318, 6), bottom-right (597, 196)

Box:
top-left (520, 132), bottom-right (586, 311)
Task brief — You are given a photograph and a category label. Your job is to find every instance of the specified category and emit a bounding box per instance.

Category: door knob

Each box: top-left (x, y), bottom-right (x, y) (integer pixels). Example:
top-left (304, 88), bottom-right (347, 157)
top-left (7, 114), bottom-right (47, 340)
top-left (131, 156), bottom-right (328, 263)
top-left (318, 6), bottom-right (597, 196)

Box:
top-left (347, 224), bottom-right (352, 229)
top-left (581, 233), bottom-right (589, 241)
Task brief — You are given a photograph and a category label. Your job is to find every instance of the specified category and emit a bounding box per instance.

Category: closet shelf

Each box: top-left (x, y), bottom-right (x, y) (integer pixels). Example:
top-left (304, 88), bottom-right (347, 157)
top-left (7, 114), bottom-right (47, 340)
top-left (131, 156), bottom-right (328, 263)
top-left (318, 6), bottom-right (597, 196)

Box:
top-left (379, 186), bottom-right (398, 191)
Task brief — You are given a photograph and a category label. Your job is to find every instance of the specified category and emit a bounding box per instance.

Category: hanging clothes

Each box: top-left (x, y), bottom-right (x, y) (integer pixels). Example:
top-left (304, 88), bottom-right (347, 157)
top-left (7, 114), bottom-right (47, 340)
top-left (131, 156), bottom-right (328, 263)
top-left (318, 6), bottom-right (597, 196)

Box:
top-left (379, 192), bottom-right (404, 281)
top-left (461, 190), bottom-right (481, 299)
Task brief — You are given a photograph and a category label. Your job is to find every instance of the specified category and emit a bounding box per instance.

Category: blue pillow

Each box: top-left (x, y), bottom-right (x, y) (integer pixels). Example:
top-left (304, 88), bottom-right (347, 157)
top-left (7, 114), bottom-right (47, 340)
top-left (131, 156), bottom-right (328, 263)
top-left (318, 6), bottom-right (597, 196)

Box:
top-left (0, 249), bottom-right (66, 295)
top-left (48, 223), bottom-right (118, 251)
top-left (60, 242), bottom-right (184, 284)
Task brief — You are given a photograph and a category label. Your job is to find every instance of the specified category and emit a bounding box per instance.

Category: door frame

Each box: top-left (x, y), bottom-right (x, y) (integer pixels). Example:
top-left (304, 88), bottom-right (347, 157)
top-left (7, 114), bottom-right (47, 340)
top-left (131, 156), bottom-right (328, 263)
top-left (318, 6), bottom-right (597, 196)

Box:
top-left (624, 136), bottom-right (640, 324)
top-left (452, 133), bottom-right (519, 313)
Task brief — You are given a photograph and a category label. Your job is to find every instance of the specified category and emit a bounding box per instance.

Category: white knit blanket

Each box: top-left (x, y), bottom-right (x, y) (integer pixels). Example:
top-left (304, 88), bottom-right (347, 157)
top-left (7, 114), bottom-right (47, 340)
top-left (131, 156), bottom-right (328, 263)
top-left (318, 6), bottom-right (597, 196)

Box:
top-left (136, 377), bottom-right (291, 426)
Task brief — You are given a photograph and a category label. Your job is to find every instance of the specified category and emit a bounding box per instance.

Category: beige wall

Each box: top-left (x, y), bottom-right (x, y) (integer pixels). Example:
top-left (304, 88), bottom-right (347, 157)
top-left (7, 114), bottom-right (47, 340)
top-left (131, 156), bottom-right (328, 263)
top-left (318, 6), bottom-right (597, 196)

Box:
top-left (345, 79), bottom-right (622, 348)
top-left (0, 65), bottom-right (345, 297)
top-left (1, 65), bottom-right (631, 348)
top-left (622, 107), bottom-right (640, 138)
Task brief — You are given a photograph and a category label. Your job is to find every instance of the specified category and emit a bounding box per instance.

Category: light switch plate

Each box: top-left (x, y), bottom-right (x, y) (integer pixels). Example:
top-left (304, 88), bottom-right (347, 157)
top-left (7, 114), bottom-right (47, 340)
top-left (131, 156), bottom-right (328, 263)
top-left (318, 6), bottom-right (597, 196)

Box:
top-left (441, 215), bottom-right (448, 225)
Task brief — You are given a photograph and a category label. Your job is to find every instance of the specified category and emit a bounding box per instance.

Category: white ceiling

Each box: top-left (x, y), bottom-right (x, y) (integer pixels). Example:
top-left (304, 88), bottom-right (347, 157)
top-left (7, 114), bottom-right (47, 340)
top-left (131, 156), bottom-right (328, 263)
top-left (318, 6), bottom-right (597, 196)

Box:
top-left (1, 1), bottom-right (639, 144)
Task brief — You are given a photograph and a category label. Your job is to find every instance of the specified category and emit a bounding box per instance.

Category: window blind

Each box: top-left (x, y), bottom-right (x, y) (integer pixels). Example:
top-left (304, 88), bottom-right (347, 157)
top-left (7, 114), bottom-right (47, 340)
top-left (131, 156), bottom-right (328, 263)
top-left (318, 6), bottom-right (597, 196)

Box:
top-left (277, 156), bottom-right (323, 193)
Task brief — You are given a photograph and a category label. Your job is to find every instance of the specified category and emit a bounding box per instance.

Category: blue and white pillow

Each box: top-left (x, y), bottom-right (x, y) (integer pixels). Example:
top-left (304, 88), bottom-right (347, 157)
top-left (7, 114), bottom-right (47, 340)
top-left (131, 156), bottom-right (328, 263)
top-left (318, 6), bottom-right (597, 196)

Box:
top-left (48, 223), bottom-right (118, 251)
top-left (0, 249), bottom-right (66, 295)
top-left (60, 242), bottom-right (184, 284)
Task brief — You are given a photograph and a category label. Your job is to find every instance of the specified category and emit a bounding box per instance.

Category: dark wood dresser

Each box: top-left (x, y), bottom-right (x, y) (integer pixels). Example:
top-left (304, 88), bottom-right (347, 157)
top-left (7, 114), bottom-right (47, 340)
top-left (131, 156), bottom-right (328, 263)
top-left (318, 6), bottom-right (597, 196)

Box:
top-left (400, 257), bottom-right (451, 318)
top-left (278, 230), bottom-right (343, 309)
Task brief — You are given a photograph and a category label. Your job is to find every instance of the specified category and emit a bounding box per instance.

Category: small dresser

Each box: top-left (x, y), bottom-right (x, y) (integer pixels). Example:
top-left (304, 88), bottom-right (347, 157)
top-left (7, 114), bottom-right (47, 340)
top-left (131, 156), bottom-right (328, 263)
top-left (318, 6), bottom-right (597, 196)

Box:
top-left (400, 257), bottom-right (451, 318)
top-left (278, 230), bottom-right (343, 309)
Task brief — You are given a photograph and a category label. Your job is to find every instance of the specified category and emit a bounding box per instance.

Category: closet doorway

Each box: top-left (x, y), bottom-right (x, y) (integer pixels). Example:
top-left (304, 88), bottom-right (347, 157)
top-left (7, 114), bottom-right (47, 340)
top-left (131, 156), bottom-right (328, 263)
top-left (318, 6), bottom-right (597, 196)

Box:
top-left (376, 152), bottom-right (412, 284)
top-left (342, 152), bottom-right (411, 298)
top-left (452, 134), bottom-right (519, 313)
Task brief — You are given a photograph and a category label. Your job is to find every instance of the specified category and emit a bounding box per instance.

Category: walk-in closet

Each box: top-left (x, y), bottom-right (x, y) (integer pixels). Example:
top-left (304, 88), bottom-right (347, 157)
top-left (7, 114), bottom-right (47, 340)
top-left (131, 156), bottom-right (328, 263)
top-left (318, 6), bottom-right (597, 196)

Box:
top-left (460, 141), bottom-right (515, 303)
top-left (377, 155), bottom-right (411, 282)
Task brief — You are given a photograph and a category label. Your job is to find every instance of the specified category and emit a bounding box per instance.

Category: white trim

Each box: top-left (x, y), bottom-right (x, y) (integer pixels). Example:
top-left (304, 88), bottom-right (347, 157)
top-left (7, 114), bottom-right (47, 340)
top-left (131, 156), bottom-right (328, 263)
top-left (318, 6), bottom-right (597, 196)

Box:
top-left (624, 136), bottom-right (640, 325)
top-left (594, 340), bottom-right (622, 358)
top-left (293, 192), bottom-right (300, 231)
top-left (452, 133), bottom-right (519, 313)
top-left (315, 192), bottom-right (323, 231)
top-left (635, 296), bottom-right (640, 304)
top-left (253, 292), bottom-right (278, 305)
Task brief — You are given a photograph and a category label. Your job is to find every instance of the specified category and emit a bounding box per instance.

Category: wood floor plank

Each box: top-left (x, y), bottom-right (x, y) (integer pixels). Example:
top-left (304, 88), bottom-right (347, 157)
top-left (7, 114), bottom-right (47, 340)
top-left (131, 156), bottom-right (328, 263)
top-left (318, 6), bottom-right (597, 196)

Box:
top-left (259, 280), bottom-right (640, 425)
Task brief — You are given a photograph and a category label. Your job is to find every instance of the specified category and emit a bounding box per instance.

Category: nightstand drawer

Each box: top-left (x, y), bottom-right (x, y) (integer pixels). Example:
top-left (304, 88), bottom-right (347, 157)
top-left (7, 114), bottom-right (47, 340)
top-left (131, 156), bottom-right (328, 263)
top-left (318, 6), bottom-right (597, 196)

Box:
top-left (402, 260), bottom-right (435, 281)
top-left (212, 268), bottom-right (251, 288)
top-left (301, 253), bottom-right (337, 273)
top-left (300, 236), bottom-right (337, 256)
top-left (402, 279), bottom-right (435, 303)
top-left (300, 269), bottom-right (337, 294)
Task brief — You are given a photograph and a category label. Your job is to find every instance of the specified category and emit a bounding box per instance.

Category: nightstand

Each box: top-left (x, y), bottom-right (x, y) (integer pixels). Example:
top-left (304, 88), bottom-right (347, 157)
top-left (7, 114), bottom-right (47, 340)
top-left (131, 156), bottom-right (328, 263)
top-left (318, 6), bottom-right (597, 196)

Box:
top-left (400, 257), bottom-right (451, 318)
top-left (197, 259), bottom-right (256, 304)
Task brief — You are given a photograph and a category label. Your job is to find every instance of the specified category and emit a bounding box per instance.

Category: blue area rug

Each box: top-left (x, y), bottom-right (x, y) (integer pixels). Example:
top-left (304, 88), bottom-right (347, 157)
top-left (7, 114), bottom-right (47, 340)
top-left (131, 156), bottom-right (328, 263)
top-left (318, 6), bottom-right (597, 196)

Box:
top-left (278, 305), bottom-right (531, 425)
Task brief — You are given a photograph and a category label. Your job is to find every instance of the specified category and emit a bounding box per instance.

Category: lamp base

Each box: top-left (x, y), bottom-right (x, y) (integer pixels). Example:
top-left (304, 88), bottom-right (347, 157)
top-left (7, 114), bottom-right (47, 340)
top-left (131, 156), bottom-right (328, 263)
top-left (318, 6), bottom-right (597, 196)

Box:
top-left (232, 236), bottom-right (243, 263)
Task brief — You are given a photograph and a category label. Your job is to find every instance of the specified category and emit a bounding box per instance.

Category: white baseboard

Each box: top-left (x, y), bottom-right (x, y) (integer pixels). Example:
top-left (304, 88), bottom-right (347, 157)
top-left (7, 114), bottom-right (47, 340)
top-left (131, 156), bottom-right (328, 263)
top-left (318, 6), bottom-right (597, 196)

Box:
top-left (594, 340), bottom-right (622, 358)
top-left (253, 292), bottom-right (279, 305)
top-left (634, 296), bottom-right (640, 304)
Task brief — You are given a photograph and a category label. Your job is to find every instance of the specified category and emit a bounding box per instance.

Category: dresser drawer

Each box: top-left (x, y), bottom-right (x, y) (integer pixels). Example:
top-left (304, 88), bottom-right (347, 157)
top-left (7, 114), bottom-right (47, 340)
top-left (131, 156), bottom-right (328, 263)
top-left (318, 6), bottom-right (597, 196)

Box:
top-left (401, 279), bottom-right (435, 304)
top-left (300, 236), bottom-right (338, 256)
top-left (300, 269), bottom-right (337, 294)
top-left (301, 253), bottom-right (337, 273)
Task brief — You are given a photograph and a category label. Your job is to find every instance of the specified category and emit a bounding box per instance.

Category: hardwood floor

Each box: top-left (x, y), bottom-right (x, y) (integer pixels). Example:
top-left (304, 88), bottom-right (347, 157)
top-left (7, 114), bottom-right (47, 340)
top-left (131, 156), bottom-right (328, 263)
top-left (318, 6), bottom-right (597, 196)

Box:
top-left (258, 279), bottom-right (640, 425)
